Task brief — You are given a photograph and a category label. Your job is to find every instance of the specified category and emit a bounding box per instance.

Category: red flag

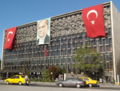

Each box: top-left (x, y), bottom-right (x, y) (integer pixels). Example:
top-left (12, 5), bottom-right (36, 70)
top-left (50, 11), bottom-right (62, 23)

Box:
top-left (4, 27), bottom-right (17, 49)
top-left (82, 4), bottom-right (105, 38)
top-left (44, 48), bottom-right (48, 56)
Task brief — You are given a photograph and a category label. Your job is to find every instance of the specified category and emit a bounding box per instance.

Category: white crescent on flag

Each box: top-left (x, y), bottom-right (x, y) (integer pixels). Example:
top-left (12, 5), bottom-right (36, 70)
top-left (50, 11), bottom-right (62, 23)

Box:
top-left (7, 31), bottom-right (13, 35)
top-left (7, 31), bottom-right (13, 41)
top-left (87, 10), bottom-right (98, 24)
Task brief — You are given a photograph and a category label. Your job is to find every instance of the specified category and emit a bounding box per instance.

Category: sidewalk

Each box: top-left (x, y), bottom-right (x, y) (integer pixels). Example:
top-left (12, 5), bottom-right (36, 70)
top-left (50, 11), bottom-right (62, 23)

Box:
top-left (99, 83), bottom-right (120, 88)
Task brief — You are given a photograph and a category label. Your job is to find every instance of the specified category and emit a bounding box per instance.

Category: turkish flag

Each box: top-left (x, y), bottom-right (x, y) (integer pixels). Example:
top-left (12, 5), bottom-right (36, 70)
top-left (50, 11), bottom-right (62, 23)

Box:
top-left (4, 27), bottom-right (17, 49)
top-left (82, 4), bottom-right (105, 38)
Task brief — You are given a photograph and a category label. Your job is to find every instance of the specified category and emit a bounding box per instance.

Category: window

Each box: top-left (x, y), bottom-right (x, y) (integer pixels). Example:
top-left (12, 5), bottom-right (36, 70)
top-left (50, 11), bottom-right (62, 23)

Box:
top-left (13, 76), bottom-right (19, 79)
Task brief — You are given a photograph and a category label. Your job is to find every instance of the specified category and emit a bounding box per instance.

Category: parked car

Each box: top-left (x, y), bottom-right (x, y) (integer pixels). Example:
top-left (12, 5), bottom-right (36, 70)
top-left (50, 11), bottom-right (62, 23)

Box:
top-left (4, 75), bottom-right (30, 85)
top-left (56, 78), bottom-right (86, 88)
top-left (80, 77), bottom-right (99, 87)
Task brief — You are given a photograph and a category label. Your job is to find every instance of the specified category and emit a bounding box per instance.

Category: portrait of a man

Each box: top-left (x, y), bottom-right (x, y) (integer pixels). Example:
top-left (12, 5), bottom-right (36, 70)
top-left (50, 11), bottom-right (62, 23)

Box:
top-left (37, 18), bottom-right (50, 45)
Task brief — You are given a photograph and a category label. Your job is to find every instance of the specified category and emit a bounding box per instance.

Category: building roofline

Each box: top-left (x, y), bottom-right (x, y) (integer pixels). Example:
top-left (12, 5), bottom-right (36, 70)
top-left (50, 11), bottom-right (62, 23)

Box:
top-left (16, 1), bottom-right (111, 29)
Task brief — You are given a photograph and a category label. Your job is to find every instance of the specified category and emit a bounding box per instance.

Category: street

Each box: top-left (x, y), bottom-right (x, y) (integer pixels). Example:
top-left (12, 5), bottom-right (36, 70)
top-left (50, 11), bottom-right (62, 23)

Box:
top-left (0, 83), bottom-right (120, 91)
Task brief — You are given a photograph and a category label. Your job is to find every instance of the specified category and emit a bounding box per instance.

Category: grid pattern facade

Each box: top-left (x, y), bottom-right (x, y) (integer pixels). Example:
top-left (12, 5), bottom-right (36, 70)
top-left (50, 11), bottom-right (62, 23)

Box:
top-left (3, 3), bottom-right (113, 74)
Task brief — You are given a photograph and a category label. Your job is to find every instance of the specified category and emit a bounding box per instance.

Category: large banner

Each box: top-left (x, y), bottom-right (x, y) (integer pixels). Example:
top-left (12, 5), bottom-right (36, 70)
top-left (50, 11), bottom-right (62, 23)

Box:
top-left (37, 18), bottom-right (51, 45)
top-left (4, 27), bottom-right (17, 49)
top-left (82, 4), bottom-right (105, 38)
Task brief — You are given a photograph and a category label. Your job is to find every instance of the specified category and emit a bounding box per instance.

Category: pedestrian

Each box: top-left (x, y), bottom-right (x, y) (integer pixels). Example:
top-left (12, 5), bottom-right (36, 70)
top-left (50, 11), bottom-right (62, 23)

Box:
top-left (25, 75), bottom-right (29, 85)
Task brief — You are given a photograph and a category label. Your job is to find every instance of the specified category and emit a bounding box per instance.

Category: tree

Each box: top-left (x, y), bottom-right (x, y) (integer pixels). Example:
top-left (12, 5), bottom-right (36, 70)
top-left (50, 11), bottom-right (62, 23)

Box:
top-left (74, 47), bottom-right (104, 78)
top-left (48, 66), bottom-right (64, 80)
top-left (42, 66), bottom-right (65, 82)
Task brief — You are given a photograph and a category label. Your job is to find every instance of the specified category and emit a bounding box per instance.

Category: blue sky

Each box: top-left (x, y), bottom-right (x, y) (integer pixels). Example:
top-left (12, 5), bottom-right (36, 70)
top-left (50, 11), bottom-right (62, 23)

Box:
top-left (0, 0), bottom-right (120, 59)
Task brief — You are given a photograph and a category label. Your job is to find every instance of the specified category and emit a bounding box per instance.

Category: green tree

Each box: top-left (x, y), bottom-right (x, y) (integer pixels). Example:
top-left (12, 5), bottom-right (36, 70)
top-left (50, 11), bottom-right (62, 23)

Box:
top-left (41, 66), bottom-right (65, 82)
top-left (74, 47), bottom-right (104, 78)
top-left (48, 66), bottom-right (64, 80)
top-left (42, 69), bottom-right (51, 82)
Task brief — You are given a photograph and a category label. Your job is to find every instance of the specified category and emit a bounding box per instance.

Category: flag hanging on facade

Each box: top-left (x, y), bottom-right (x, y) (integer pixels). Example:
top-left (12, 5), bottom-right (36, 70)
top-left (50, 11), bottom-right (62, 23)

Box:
top-left (4, 27), bottom-right (17, 49)
top-left (82, 4), bottom-right (105, 38)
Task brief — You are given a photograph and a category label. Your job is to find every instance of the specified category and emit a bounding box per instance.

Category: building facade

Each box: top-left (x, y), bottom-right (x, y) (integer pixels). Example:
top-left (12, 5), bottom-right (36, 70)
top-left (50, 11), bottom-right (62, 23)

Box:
top-left (1, 1), bottom-right (120, 82)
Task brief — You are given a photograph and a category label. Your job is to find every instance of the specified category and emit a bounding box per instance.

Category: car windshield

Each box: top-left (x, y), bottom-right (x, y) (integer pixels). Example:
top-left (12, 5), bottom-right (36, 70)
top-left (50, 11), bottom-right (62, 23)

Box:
top-left (83, 78), bottom-right (89, 81)
top-left (66, 78), bottom-right (83, 81)
top-left (11, 76), bottom-right (19, 79)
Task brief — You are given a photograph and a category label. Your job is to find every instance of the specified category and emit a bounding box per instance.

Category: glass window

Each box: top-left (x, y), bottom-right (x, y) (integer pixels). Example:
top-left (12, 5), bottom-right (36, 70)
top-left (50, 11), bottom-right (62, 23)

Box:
top-left (102, 39), bottom-right (106, 44)
top-left (99, 46), bottom-right (103, 52)
top-left (13, 76), bottom-right (19, 79)
top-left (109, 38), bottom-right (112, 44)
top-left (106, 45), bottom-right (111, 51)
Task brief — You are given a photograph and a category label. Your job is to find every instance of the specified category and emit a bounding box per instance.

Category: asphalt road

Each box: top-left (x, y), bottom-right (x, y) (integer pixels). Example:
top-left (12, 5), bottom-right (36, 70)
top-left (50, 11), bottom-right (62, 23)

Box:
top-left (0, 83), bottom-right (120, 91)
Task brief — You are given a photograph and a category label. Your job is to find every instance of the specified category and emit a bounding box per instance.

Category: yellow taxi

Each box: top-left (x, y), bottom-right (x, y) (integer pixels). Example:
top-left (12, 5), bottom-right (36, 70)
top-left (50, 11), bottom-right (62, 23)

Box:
top-left (4, 75), bottom-right (30, 85)
top-left (80, 77), bottom-right (99, 87)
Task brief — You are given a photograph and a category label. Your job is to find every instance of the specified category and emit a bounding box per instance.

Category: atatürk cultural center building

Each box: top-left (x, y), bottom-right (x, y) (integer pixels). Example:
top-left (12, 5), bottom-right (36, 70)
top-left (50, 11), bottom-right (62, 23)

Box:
top-left (1, 1), bottom-right (120, 82)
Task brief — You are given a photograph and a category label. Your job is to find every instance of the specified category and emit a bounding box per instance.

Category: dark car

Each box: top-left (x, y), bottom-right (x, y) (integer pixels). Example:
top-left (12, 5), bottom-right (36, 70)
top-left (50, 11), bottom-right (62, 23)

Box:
top-left (56, 78), bottom-right (86, 88)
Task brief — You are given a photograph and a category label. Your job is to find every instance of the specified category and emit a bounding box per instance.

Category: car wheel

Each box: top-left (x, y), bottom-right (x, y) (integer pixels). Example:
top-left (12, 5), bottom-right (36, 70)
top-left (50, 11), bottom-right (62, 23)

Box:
top-left (18, 82), bottom-right (22, 85)
top-left (58, 83), bottom-right (63, 87)
top-left (89, 84), bottom-right (92, 87)
top-left (76, 84), bottom-right (81, 88)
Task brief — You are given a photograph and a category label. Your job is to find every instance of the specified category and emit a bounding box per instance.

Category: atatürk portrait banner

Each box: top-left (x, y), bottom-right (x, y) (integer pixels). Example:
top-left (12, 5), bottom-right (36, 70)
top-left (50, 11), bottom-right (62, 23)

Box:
top-left (37, 18), bottom-right (51, 45)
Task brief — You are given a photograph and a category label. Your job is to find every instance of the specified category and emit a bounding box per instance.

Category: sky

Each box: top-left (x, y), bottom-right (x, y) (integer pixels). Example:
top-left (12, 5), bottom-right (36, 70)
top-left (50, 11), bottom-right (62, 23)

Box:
top-left (0, 0), bottom-right (120, 59)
